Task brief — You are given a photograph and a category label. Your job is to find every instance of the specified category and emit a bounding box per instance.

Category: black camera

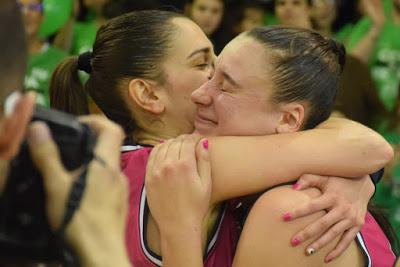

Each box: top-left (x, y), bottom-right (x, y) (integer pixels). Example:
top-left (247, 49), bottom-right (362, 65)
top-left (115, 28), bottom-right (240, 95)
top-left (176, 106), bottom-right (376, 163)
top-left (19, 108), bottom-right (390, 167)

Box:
top-left (0, 106), bottom-right (97, 264)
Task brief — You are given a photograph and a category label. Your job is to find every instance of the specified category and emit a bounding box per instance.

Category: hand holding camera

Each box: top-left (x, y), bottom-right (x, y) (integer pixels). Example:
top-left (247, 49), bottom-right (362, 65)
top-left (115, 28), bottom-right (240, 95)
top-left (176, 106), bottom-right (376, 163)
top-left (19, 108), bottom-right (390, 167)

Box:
top-left (0, 105), bottom-right (130, 267)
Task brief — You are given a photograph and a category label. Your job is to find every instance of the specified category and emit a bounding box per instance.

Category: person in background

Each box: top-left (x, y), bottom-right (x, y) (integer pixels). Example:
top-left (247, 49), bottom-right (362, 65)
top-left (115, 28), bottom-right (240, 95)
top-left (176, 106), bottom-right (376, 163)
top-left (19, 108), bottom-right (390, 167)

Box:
top-left (345, 0), bottom-right (400, 112)
top-left (184, 0), bottom-right (232, 53)
top-left (20, 0), bottom-right (68, 107)
top-left (311, 0), bottom-right (388, 128)
top-left (70, 0), bottom-right (110, 55)
top-left (231, 1), bottom-right (266, 35)
top-left (274, 0), bottom-right (312, 28)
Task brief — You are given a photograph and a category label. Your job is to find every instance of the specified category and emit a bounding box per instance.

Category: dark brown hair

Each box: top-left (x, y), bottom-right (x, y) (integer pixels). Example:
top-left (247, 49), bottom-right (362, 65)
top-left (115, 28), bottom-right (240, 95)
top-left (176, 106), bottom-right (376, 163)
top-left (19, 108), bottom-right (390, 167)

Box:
top-left (246, 26), bottom-right (345, 129)
top-left (50, 10), bottom-right (185, 134)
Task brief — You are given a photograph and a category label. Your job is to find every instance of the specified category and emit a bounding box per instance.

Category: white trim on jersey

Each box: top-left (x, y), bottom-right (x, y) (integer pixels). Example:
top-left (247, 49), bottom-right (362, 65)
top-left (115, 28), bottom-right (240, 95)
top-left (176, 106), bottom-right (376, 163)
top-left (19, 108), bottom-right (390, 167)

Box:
top-left (140, 188), bottom-right (162, 266)
top-left (121, 145), bottom-right (143, 152)
top-left (356, 232), bottom-right (372, 267)
top-left (139, 186), bottom-right (226, 266)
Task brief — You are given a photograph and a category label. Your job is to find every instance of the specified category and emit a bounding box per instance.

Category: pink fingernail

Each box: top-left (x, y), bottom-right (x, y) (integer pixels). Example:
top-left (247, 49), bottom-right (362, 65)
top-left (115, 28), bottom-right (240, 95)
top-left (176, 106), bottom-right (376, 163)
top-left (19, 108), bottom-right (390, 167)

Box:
top-left (160, 139), bottom-right (165, 143)
top-left (325, 256), bottom-right (332, 263)
top-left (202, 139), bottom-right (209, 150)
top-left (291, 238), bottom-right (301, 246)
top-left (292, 183), bottom-right (300, 190)
top-left (283, 212), bottom-right (292, 221)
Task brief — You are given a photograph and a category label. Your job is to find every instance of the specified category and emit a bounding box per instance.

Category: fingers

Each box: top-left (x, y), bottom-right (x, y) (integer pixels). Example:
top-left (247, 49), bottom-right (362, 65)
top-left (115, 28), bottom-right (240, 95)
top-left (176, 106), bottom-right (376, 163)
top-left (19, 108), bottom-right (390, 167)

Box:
top-left (291, 207), bottom-right (343, 246)
top-left (284, 195), bottom-right (331, 221)
top-left (305, 219), bottom-right (352, 256)
top-left (195, 138), bottom-right (211, 186)
top-left (27, 122), bottom-right (70, 191)
top-left (27, 122), bottom-right (71, 228)
top-left (294, 174), bottom-right (329, 191)
top-left (79, 115), bottom-right (124, 170)
top-left (146, 144), bottom-right (160, 174)
top-left (324, 227), bottom-right (360, 263)
top-left (180, 134), bottom-right (201, 166)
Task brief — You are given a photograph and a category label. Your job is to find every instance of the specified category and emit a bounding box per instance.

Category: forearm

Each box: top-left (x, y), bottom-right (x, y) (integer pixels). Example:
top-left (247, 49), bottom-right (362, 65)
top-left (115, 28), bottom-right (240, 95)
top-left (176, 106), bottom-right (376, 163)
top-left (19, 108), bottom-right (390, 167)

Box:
top-left (350, 24), bottom-right (382, 64)
top-left (208, 118), bottom-right (393, 203)
top-left (160, 228), bottom-right (204, 267)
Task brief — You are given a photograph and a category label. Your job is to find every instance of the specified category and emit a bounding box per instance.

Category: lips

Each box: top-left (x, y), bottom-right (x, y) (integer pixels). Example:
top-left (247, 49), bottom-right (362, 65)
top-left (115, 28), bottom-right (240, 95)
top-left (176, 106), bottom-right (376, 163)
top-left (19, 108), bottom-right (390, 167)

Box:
top-left (195, 113), bottom-right (217, 125)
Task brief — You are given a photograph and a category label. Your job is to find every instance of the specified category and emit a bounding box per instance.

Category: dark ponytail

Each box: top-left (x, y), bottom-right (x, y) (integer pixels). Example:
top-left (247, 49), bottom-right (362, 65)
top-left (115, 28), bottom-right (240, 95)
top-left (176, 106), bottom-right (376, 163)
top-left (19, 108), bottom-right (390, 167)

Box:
top-left (49, 56), bottom-right (90, 115)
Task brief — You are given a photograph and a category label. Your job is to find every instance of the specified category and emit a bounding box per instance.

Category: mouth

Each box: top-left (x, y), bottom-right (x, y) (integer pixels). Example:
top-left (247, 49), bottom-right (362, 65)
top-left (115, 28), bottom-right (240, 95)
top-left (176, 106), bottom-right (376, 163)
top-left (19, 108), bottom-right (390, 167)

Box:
top-left (194, 114), bottom-right (217, 126)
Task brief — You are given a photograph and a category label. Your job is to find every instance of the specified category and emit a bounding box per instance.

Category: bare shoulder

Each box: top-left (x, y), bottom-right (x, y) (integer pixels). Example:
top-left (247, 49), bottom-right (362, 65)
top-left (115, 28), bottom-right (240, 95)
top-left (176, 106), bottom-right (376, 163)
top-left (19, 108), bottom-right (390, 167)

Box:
top-left (233, 185), bottom-right (363, 267)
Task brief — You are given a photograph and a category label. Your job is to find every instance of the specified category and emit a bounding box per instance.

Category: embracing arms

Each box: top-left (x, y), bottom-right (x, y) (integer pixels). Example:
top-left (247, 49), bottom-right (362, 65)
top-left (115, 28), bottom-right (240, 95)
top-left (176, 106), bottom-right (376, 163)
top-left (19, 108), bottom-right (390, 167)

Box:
top-left (207, 118), bottom-right (392, 203)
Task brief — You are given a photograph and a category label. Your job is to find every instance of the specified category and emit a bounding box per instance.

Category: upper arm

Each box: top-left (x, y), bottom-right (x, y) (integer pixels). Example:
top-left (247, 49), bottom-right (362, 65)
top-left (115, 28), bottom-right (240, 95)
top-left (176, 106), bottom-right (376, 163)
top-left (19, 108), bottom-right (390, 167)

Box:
top-left (232, 186), bottom-right (362, 267)
top-left (232, 186), bottom-right (327, 267)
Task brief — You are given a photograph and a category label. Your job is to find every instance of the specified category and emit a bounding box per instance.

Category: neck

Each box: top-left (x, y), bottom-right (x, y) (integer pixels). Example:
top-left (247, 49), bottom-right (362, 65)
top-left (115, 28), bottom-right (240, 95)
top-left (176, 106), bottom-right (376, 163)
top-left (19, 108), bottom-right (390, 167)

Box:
top-left (133, 124), bottom-right (191, 146)
top-left (28, 36), bottom-right (44, 55)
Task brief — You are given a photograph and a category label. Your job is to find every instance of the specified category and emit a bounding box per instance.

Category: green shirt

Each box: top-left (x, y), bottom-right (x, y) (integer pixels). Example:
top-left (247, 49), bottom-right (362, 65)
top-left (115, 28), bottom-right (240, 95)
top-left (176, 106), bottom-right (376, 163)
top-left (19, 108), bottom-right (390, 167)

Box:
top-left (25, 44), bottom-right (68, 107)
top-left (346, 0), bottom-right (400, 111)
top-left (71, 21), bottom-right (98, 55)
top-left (334, 23), bottom-right (354, 44)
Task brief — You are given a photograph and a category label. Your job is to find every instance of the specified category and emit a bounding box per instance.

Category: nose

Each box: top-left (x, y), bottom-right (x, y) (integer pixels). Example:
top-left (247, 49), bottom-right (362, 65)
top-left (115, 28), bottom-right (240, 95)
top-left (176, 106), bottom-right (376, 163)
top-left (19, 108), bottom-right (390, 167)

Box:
top-left (191, 80), bottom-right (213, 106)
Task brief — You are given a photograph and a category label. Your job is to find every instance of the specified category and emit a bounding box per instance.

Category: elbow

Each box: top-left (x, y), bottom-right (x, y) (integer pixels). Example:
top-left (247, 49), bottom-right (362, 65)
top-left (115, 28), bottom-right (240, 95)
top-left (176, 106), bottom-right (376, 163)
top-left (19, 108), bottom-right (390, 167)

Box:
top-left (364, 132), bottom-right (394, 170)
top-left (379, 141), bottom-right (394, 166)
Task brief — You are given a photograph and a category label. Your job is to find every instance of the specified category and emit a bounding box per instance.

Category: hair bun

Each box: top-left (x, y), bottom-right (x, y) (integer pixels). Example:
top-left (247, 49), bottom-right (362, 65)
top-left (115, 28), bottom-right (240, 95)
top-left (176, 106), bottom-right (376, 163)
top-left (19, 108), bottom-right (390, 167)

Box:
top-left (77, 51), bottom-right (93, 74)
top-left (329, 39), bottom-right (346, 73)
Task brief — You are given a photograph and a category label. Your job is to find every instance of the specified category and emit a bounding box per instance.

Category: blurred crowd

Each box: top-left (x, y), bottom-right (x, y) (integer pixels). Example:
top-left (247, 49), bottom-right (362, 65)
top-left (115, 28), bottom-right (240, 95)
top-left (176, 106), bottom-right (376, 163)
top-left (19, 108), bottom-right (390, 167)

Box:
top-left (20, 0), bottom-right (400, 238)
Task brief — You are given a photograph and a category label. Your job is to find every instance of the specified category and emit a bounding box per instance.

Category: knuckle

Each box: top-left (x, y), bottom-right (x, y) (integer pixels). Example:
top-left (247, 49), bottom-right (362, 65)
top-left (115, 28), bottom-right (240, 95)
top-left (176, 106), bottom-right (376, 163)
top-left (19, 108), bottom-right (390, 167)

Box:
top-left (330, 227), bottom-right (342, 238)
top-left (319, 218), bottom-right (331, 229)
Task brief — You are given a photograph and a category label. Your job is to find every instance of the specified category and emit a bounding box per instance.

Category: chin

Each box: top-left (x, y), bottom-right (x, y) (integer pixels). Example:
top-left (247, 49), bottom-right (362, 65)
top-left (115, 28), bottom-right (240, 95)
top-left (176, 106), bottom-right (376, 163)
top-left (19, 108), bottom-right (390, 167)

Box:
top-left (193, 127), bottom-right (216, 137)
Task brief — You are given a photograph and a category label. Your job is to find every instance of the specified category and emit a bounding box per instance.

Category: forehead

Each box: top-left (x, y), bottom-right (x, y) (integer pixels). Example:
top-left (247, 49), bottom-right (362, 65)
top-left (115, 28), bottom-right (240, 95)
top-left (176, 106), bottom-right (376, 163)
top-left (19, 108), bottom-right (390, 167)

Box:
top-left (167, 17), bottom-right (214, 59)
top-left (194, 0), bottom-right (224, 8)
top-left (217, 36), bottom-right (274, 86)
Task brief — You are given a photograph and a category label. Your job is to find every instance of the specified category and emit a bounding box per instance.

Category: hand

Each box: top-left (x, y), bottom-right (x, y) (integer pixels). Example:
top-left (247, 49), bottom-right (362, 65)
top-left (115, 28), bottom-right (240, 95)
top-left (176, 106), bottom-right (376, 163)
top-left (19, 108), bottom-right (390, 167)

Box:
top-left (285, 174), bottom-right (374, 262)
top-left (27, 115), bottom-right (130, 267)
top-left (361, 0), bottom-right (385, 28)
top-left (145, 134), bottom-right (212, 236)
top-left (0, 92), bottom-right (36, 193)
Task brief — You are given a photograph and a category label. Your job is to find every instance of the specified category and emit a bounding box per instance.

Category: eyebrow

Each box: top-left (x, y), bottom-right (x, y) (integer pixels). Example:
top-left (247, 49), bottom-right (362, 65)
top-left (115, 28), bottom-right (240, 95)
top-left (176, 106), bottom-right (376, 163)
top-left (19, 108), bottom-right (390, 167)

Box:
top-left (187, 47), bottom-right (211, 59)
top-left (222, 71), bottom-right (240, 88)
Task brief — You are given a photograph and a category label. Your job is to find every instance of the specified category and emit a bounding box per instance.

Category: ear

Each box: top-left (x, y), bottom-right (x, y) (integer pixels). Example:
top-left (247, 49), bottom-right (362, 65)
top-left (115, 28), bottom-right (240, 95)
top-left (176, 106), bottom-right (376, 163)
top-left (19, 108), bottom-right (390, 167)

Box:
top-left (127, 79), bottom-right (165, 115)
top-left (275, 103), bottom-right (305, 133)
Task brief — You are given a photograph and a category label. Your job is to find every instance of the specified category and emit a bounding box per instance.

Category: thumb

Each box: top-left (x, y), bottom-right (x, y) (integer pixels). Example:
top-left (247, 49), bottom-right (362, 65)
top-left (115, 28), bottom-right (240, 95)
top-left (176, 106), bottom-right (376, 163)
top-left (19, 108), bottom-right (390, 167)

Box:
top-left (27, 122), bottom-right (71, 208)
top-left (196, 138), bottom-right (211, 187)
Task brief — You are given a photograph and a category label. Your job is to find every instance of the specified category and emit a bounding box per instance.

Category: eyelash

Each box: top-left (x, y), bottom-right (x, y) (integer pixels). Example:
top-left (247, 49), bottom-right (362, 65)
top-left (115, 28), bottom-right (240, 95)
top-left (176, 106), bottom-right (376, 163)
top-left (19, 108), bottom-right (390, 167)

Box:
top-left (197, 63), bottom-right (210, 70)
